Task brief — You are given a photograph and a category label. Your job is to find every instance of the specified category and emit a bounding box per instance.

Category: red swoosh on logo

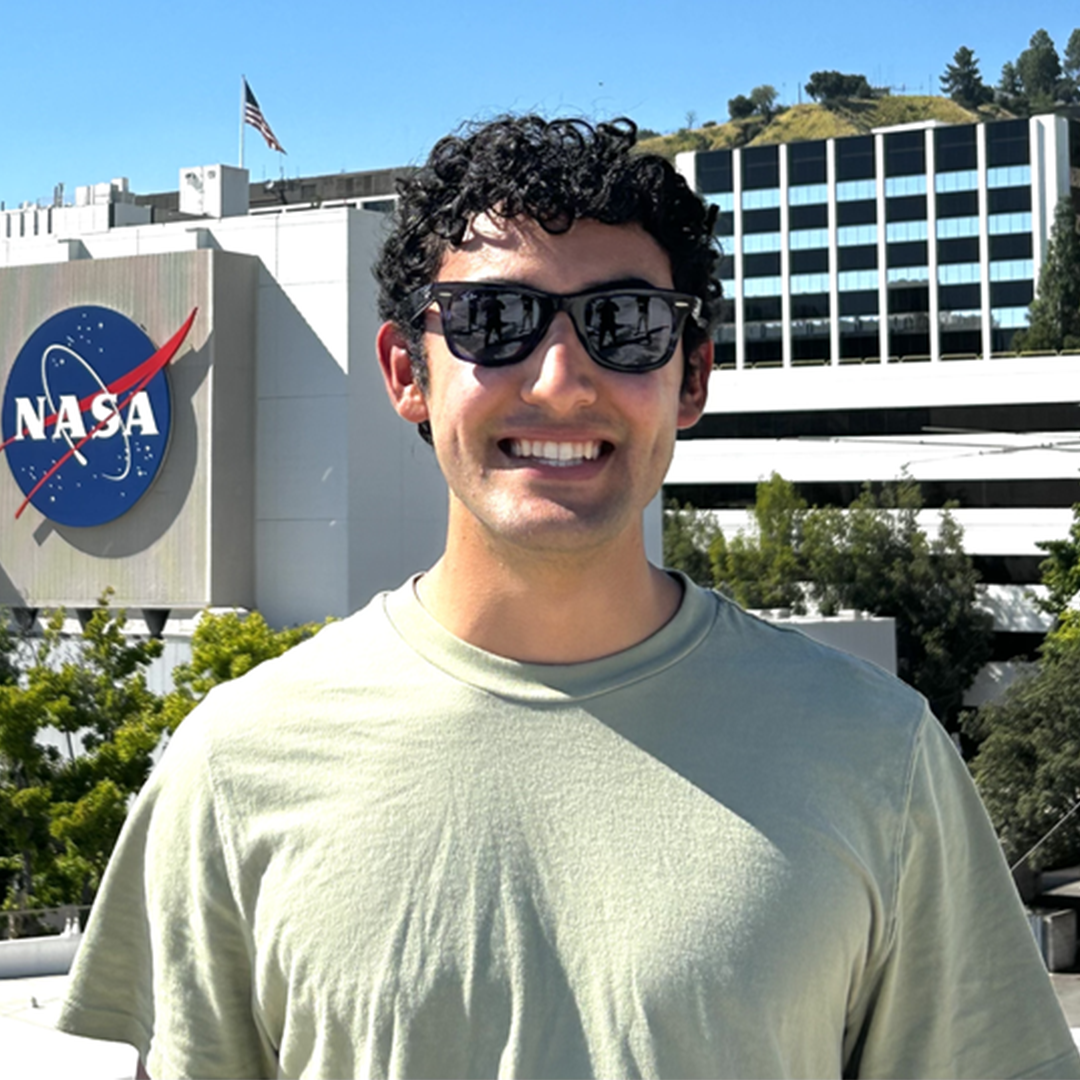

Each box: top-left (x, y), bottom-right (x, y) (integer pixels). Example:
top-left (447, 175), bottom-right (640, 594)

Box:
top-left (4, 308), bottom-right (198, 519)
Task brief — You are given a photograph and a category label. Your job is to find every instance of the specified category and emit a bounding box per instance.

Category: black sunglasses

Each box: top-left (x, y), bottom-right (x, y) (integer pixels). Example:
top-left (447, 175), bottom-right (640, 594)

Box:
top-left (409, 282), bottom-right (703, 373)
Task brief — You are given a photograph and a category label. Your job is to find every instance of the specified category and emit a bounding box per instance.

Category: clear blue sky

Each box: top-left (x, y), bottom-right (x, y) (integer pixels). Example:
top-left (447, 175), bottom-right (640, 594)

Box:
top-left (2, 1), bottom-right (1075, 207)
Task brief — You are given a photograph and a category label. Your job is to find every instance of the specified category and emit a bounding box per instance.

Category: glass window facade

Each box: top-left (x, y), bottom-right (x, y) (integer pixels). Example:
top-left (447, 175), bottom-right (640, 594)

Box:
top-left (789, 183), bottom-right (829, 206)
top-left (938, 263), bottom-right (981, 285)
top-left (791, 273), bottom-right (831, 294)
top-left (742, 188), bottom-right (781, 210)
top-left (937, 216), bottom-right (980, 239)
top-left (687, 117), bottom-right (1071, 367)
top-left (838, 270), bottom-right (879, 291)
top-left (885, 175), bottom-right (927, 197)
top-left (935, 170), bottom-right (978, 193)
top-left (790, 228), bottom-right (830, 250)
top-left (886, 221), bottom-right (928, 243)
top-left (988, 212), bottom-right (1032, 235)
top-left (987, 165), bottom-right (1031, 189)
top-left (989, 259), bottom-right (1034, 282)
top-left (743, 233), bottom-right (782, 254)
top-left (838, 224), bottom-right (877, 246)
top-left (705, 192), bottom-right (734, 212)
top-left (836, 179), bottom-right (877, 202)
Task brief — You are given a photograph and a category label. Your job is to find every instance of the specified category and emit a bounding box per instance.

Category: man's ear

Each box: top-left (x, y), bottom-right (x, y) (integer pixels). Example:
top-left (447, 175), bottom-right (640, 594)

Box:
top-left (677, 339), bottom-right (712, 430)
top-left (376, 322), bottom-right (429, 425)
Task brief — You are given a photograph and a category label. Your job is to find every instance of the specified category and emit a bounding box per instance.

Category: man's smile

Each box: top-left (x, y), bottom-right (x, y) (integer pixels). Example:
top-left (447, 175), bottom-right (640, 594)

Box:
top-left (501, 438), bottom-right (608, 468)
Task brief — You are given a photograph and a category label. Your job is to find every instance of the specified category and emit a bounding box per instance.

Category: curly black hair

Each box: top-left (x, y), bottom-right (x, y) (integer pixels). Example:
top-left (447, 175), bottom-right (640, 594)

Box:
top-left (374, 115), bottom-right (721, 438)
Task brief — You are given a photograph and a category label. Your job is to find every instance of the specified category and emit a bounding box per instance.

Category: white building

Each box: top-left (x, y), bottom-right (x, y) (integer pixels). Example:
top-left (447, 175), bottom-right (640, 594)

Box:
top-left (668, 114), bottom-right (1080, 701)
top-left (1, 165), bottom-right (447, 632)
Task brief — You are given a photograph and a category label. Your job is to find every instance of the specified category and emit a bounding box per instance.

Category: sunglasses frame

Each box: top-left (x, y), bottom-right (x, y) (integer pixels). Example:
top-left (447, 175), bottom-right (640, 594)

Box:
top-left (409, 281), bottom-right (703, 373)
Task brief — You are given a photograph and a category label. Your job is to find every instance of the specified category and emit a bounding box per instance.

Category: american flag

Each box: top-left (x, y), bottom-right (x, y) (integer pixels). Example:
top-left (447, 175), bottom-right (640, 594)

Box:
top-left (244, 80), bottom-right (286, 154)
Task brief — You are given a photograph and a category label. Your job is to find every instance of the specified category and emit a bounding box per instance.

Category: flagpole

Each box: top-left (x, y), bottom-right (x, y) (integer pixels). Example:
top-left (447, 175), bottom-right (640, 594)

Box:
top-left (239, 75), bottom-right (246, 169)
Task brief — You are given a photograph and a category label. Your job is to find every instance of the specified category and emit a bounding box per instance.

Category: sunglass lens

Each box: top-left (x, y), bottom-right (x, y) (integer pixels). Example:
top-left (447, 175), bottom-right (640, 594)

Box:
top-left (583, 293), bottom-right (676, 370)
top-left (445, 288), bottom-right (545, 365)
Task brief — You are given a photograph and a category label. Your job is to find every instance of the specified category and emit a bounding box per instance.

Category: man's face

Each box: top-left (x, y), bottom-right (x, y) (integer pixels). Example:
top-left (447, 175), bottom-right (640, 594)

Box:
top-left (390, 215), bottom-right (710, 561)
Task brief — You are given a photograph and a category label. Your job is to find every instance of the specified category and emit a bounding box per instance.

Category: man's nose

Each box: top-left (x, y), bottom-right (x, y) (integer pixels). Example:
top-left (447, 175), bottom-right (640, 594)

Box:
top-left (519, 313), bottom-right (598, 412)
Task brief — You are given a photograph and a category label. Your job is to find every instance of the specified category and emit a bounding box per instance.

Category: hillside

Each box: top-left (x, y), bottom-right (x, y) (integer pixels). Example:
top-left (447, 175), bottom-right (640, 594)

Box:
top-left (636, 95), bottom-right (1014, 160)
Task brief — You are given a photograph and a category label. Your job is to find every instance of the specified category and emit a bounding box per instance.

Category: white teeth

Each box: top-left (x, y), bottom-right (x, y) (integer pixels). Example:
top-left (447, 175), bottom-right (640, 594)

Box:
top-left (508, 439), bottom-right (602, 466)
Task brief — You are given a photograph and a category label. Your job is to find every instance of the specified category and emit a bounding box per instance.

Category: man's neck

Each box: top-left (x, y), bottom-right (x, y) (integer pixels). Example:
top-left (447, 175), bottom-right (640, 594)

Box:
top-left (416, 529), bottom-right (684, 665)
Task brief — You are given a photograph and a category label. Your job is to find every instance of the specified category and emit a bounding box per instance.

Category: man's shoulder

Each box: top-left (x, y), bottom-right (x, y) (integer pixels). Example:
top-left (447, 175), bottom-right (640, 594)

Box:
top-left (175, 582), bottom-right (417, 748)
top-left (685, 582), bottom-right (930, 747)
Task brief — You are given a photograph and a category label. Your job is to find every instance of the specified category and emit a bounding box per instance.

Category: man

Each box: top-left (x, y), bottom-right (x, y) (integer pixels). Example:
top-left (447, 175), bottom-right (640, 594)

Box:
top-left (59, 116), bottom-right (1078, 1078)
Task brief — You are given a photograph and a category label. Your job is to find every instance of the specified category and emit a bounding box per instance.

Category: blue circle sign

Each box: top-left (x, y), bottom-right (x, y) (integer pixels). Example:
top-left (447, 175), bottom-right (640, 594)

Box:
top-left (1, 306), bottom-right (173, 527)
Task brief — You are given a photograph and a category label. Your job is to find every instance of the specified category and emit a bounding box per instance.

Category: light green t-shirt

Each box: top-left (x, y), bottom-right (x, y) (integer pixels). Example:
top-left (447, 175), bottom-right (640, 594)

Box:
top-left (58, 576), bottom-right (1079, 1078)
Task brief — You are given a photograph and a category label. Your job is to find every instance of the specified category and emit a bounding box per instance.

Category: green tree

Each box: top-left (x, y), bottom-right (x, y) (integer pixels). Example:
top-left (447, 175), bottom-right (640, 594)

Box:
top-left (1017, 28), bottom-right (1063, 109)
top-left (663, 501), bottom-right (718, 587)
top-left (802, 481), bottom-right (993, 726)
top-left (964, 637), bottom-right (1080, 870)
top-left (1012, 197), bottom-right (1080, 354)
top-left (702, 475), bottom-right (992, 727)
top-left (749, 85), bottom-right (779, 120)
top-left (0, 598), bottom-right (332, 923)
top-left (728, 94), bottom-right (754, 121)
top-left (0, 594), bottom-right (165, 917)
top-left (1066, 28), bottom-right (1080, 80)
top-left (710, 474), bottom-right (807, 611)
top-left (940, 46), bottom-right (993, 108)
top-left (965, 507), bottom-right (1080, 869)
top-left (805, 71), bottom-right (872, 103)
top-left (160, 608), bottom-right (332, 730)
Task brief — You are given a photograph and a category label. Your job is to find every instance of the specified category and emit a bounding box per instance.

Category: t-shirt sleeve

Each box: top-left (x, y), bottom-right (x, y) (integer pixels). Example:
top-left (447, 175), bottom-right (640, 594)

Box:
top-left (56, 710), bottom-right (278, 1079)
top-left (849, 710), bottom-right (1080, 1079)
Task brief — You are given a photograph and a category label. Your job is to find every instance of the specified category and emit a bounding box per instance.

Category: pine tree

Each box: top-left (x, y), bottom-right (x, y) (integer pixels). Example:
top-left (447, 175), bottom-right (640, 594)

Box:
top-left (940, 46), bottom-right (992, 108)
top-left (1013, 197), bottom-right (1080, 353)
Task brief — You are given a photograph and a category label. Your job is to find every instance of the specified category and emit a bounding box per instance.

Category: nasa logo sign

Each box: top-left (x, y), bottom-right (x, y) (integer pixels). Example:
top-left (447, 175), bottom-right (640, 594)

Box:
top-left (1, 305), bottom-right (196, 527)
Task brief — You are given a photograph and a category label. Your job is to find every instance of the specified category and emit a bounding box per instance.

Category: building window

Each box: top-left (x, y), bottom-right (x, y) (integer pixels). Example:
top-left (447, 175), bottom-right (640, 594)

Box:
top-left (790, 203), bottom-right (828, 229)
top-left (934, 169), bottom-right (979, 194)
top-left (788, 141), bottom-right (828, 186)
top-left (938, 237), bottom-right (981, 264)
top-left (985, 119), bottom-right (1030, 167)
top-left (838, 223), bottom-right (878, 246)
top-left (939, 309), bottom-right (982, 326)
top-left (835, 135), bottom-right (875, 181)
top-left (992, 307), bottom-right (1031, 328)
top-left (791, 248), bottom-right (830, 274)
top-left (705, 192), bottom-right (734, 212)
top-left (937, 216), bottom-right (980, 239)
top-left (989, 259), bottom-right (1034, 282)
top-left (742, 145), bottom-right (780, 190)
top-left (743, 276), bottom-right (783, 297)
top-left (839, 269), bottom-right (879, 291)
top-left (938, 263), bottom-right (981, 285)
top-left (989, 233), bottom-right (1033, 261)
top-left (837, 179), bottom-right (877, 202)
top-left (885, 130), bottom-right (926, 176)
top-left (989, 186), bottom-right (1032, 214)
top-left (837, 199), bottom-right (877, 226)
top-left (791, 273), bottom-right (832, 294)
top-left (743, 232), bottom-right (782, 254)
top-left (935, 126), bottom-right (978, 172)
top-left (696, 149), bottom-right (733, 194)
top-left (986, 165), bottom-right (1031, 189)
top-left (742, 188), bottom-right (781, 210)
top-left (788, 183), bottom-right (829, 206)
top-left (888, 266), bottom-right (931, 284)
top-left (789, 228), bottom-right (830, 250)
top-left (988, 212), bottom-right (1033, 235)
top-left (886, 220), bottom-right (929, 243)
top-left (885, 175), bottom-right (927, 198)
top-left (838, 245), bottom-right (878, 271)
